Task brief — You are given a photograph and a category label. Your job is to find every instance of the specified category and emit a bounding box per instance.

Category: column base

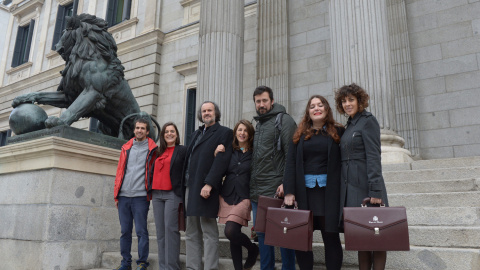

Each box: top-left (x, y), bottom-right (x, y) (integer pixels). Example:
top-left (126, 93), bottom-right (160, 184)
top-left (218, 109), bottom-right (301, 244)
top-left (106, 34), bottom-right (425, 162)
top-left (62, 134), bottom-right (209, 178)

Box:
top-left (380, 129), bottom-right (413, 164)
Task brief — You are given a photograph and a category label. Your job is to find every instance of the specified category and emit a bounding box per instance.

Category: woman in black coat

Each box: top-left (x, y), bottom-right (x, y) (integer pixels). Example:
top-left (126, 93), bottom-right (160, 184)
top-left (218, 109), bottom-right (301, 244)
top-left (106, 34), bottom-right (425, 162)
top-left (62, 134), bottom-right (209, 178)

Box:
top-left (150, 122), bottom-right (187, 270)
top-left (284, 95), bottom-right (344, 270)
top-left (334, 83), bottom-right (389, 270)
top-left (215, 120), bottom-right (259, 270)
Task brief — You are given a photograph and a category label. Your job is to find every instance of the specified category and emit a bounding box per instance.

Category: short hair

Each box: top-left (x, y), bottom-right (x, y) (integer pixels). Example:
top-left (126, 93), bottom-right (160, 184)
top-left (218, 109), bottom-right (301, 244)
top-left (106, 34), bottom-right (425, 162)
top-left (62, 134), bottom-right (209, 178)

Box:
top-left (334, 83), bottom-right (370, 114)
top-left (253, 85), bottom-right (274, 101)
top-left (196, 101), bottom-right (221, 123)
top-left (232, 119), bottom-right (255, 151)
top-left (134, 117), bottom-right (150, 131)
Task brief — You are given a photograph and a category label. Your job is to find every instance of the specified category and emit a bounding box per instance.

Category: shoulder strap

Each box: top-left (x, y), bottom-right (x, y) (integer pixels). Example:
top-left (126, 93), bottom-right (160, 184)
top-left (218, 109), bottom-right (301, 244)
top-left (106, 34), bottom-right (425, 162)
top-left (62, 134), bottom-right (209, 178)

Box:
top-left (275, 113), bottom-right (284, 151)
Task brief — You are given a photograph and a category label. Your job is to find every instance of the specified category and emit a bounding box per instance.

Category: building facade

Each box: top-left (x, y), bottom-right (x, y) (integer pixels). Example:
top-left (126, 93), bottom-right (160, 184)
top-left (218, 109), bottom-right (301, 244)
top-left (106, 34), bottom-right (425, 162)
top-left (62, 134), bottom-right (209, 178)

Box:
top-left (0, 0), bottom-right (479, 160)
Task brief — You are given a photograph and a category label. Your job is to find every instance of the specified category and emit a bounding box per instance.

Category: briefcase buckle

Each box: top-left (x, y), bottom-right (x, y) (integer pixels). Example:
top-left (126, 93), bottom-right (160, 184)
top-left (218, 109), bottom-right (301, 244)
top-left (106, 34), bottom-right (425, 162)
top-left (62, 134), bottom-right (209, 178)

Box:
top-left (374, 227), bottom-right (379, 235)
top-left (284, 227), bottom-right (287, 234)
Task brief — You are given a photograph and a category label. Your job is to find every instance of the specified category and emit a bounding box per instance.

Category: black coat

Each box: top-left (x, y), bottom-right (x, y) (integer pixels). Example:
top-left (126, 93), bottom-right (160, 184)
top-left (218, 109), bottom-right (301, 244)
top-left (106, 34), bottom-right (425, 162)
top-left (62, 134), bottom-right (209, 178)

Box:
top-left (148, 145), bottom-right (187, 198)
top-left (283, 127), bottom-right (344, 233)
top-left (340, 110), bottom-right (389, 214)
top-left (182, 122), bottom-right (233, 218)
top-left (221, 149), bottom-right (252, 204)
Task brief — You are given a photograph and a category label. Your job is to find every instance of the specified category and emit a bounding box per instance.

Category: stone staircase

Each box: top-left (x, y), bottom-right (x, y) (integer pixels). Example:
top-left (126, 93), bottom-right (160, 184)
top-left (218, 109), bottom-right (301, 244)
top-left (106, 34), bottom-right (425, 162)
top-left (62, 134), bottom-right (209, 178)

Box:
top-left (91, 156), bottom-right (480, 270)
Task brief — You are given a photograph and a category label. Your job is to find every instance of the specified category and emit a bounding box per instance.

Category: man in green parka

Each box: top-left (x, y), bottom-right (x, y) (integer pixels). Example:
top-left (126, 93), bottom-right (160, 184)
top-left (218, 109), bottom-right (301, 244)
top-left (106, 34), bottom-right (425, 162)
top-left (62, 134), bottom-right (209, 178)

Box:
top-left (250, 86), bottom-right (297, 270)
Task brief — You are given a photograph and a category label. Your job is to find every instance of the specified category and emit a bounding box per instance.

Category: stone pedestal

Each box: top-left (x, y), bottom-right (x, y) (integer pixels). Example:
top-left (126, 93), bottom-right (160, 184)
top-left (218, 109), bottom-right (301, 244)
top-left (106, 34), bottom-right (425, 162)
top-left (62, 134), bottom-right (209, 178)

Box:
top-left (0, 137), bottom-right (121, 269)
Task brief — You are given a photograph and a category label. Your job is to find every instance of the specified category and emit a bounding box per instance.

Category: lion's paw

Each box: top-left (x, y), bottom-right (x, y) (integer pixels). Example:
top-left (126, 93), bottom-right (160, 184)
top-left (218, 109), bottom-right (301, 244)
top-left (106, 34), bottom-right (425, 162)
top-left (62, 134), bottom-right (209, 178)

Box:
top-left (45, 116), bottom-right (67, 128)
top-left (12, 93), bottom-right (37, 108)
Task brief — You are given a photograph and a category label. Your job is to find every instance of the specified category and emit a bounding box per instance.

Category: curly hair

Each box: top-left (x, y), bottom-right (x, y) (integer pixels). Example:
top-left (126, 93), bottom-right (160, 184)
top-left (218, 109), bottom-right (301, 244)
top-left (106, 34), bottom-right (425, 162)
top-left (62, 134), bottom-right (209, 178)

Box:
top-left (334, 83), bottom-right (370, 115)
top-left (232, 120), bottom-right (255, 151)
top-left (292, 95), bottom-right (342, 144)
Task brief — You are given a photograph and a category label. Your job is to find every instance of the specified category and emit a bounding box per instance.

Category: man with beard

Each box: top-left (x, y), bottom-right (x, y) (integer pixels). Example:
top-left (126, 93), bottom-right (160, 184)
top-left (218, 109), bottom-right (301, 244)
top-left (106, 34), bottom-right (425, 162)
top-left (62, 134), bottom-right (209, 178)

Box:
top-left (183, 101), bottom-right (233, 270)
top-left (113, 118), bottom-right (158, 270)
top-left (250, 86), bottom-right (297, 270)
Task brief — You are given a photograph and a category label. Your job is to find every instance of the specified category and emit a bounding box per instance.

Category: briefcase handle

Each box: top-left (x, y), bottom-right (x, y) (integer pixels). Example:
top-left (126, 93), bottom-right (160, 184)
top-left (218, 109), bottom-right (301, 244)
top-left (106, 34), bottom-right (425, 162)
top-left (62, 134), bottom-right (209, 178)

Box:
top-left (281, 201), bottom-right (298, 209)
top-left (361, 197), bottom-right (386, 207)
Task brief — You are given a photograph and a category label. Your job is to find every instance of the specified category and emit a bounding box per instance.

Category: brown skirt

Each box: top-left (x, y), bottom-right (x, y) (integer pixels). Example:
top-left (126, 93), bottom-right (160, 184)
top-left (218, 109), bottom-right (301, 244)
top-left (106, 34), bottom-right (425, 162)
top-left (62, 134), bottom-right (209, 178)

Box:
top-left (218, 196), bottom-right (251, 226)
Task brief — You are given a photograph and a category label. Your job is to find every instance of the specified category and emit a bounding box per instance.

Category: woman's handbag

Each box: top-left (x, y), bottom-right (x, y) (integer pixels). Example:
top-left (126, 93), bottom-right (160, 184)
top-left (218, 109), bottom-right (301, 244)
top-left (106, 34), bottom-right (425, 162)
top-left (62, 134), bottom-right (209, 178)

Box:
top-left (255, 194), bottom-right (283, 232)
top-left (343, 198), bottom-right (410, 251)
top-left (264, 202), bottom-right (313, 251)
top-left (178, 202), bottom-right (186, 232)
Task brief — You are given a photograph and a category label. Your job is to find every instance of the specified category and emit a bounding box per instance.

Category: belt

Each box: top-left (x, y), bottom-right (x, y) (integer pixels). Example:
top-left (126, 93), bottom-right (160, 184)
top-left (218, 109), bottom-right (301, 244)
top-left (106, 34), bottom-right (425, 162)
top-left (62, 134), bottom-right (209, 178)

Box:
top-left (341, 153), bottom-right (366, 161)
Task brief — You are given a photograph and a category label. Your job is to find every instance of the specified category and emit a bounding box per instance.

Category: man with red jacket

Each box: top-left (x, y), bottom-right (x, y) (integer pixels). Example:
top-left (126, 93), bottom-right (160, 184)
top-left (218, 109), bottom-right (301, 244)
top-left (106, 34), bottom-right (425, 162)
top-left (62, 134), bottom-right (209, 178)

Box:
top-left (113, 118), bottom-right (158, 270)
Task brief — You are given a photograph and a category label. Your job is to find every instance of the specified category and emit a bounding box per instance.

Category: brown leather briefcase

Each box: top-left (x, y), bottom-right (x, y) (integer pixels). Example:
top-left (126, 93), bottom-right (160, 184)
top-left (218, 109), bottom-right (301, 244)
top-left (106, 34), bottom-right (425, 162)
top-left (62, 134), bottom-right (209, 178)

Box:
top-left (343, 198), bottom-right (410, 251)
top-left (178, 202), bottom-right (186, 232)
top-left (255, 194), bottom-right (283, 233)
top-left (264, 203), bottom-right (313, 251)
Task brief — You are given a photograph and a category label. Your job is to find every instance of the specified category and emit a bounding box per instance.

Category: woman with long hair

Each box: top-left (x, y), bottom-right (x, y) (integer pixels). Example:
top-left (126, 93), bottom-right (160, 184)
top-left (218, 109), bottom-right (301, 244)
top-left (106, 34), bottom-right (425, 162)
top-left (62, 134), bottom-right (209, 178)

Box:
top-left (283, 95), bottom-right (344, 269)
top-left (150, 122), bottom-right (187, 270)
top-left (215, 119), bottom-right (259, 270)
top-left (334, 83), bottom-right (389, 270)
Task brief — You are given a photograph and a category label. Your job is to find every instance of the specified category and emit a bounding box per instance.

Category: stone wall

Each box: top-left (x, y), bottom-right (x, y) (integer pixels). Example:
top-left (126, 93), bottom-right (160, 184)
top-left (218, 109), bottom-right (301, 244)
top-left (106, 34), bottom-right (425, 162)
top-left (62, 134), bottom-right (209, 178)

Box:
top-left (406, 0), bottom-right (480, 159)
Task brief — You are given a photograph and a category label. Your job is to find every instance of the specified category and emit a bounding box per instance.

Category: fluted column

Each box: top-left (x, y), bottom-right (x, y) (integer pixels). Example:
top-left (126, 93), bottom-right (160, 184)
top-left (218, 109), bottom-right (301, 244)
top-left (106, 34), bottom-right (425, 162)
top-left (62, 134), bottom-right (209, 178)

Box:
top-left (256, 0), bottom-right (289, 111)
top-left (330, 0), bottom-right (413, 163)
top-left (387, 0), bottom-right (420, 157)
top-left (197, 0), bottom-right (244, 129)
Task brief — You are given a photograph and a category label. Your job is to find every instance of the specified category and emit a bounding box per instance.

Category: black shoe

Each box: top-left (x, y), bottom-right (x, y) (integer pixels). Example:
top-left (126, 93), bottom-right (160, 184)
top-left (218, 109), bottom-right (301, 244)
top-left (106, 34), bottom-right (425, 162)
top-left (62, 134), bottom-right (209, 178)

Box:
top-left (136, 262), bottom-right (148, 270)
top-left (113, 265), bottom-right (132, 270)
top-left (244, 244), bottom-right (259, 270)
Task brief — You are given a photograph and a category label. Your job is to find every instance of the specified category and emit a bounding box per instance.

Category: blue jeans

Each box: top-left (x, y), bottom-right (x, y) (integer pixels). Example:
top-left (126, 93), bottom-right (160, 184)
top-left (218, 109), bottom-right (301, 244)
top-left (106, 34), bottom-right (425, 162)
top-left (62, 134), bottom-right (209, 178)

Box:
top-left (252, 201), bottom-right (296, 270)
top-left (118, 196), bottom-right (150, 267)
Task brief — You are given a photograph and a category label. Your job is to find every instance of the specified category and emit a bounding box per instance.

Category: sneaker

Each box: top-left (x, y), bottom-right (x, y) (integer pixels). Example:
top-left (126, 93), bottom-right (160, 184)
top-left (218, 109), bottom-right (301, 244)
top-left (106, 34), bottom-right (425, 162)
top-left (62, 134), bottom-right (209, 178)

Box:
top-left (113, 265), bottom-right (132, 270)
top-left (244, 244), bottom-right (259, 270)
top-left (136, 262), bottom-right (148, 270)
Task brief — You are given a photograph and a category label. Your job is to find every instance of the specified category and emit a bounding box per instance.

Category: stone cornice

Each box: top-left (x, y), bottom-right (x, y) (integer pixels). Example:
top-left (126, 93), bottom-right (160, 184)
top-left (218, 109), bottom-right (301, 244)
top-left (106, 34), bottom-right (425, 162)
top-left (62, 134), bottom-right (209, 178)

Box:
top-left (10, 0), bottom-right (44, 17)
top-left (5, 61), bottom-right (33, 75)
top-left (116, 29), bottom-right (165, 56)
top-left (0, 65), bottom-right (63, 100)
top-left (107, 17), bottom-right (139, 33)
top-left (173, 60), bottom-right (198, 77)
top-left (0, 136), bottom-right (120, 176)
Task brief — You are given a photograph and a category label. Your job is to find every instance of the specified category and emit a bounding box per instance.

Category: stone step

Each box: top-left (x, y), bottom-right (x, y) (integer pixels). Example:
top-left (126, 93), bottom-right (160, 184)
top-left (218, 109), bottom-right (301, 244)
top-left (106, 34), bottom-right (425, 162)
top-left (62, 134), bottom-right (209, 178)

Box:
top-left (386, 178), bottom-right (479, 194)
top-left (411, 156), bottom-right (480, 170)
top-left (409, 226), bottom-right (480, 248)
top-left (388, 191), bottom-right (480, 207)
top-left (406, 207), bottom-right (480, 226)
top-left (101, 244), bottom-right (479, 270)
top-left (383, 167), bottom-right (480, 182)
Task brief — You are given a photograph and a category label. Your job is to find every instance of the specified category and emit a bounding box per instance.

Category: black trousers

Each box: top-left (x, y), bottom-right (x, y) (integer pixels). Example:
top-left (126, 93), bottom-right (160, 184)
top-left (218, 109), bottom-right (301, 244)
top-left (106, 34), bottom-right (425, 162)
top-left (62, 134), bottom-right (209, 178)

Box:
top-left (295, 216), bottom-right (343, 270)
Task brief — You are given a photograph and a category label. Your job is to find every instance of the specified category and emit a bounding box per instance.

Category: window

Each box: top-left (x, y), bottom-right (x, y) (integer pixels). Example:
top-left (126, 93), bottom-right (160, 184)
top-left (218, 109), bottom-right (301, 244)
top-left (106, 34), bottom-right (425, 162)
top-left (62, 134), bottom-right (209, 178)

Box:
top-left (106, 0), bottom-right (132, 27)
top-left (52, 1), bottom-right (78, 50)
top-left (184, 88), bottom-right (196, 145)
top-left (12, 20), bottom-right (35, 68)
top-left (0, 130), bottom-right (12, 147)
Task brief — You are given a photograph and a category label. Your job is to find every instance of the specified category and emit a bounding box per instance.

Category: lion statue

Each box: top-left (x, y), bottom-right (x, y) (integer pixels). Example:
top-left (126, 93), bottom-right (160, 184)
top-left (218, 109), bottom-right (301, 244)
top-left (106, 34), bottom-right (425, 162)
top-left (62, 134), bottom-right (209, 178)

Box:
top-left (12, 14), bottom-right (149, 139)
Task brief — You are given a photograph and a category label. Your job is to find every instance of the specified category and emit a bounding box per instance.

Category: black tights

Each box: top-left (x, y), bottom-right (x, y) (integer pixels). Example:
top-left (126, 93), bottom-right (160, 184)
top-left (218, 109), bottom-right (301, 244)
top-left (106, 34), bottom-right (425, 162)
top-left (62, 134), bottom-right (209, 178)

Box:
top-left (358, 251), bottom-right (387, 270)
top-left (295, 216), bottom-right (343, 270)
top-left (224, 221), bottom-right (257, 270)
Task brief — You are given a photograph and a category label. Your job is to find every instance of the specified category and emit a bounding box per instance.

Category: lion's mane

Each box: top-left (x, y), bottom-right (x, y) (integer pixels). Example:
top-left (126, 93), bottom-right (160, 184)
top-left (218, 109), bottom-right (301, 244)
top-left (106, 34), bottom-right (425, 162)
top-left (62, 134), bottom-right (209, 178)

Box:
top-left (60, 14), bottom-right (124, 91)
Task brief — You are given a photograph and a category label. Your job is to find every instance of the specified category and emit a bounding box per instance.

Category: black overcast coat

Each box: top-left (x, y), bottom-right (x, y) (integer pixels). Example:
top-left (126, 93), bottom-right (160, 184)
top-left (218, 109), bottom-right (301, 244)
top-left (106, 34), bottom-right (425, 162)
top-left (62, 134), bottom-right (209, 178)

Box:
top-left (182, 122), bottom-right (233, 218)
top-left (340, 110), bottom-right (389, 217)
top-left (283, 127), bottom-right (344, 233)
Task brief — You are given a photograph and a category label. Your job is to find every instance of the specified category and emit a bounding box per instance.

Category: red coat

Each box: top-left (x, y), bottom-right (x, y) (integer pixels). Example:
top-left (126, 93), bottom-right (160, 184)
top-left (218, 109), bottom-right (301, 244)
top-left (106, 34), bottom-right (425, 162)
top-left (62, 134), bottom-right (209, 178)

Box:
top-left (114, 137), bottom-right (158, 202)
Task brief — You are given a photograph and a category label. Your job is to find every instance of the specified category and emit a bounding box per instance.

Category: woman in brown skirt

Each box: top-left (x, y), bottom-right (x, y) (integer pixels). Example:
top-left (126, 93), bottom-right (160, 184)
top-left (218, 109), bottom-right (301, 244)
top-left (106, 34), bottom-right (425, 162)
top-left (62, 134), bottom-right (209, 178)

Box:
top-left (215, 119), bottom-right (259, 270)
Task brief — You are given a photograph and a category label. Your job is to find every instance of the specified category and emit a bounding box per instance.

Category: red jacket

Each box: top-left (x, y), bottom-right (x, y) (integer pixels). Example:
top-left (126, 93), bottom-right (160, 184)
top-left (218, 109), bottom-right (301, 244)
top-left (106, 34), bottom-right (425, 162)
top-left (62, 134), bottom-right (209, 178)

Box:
top-left (114, 137), bottom-right (158, 202)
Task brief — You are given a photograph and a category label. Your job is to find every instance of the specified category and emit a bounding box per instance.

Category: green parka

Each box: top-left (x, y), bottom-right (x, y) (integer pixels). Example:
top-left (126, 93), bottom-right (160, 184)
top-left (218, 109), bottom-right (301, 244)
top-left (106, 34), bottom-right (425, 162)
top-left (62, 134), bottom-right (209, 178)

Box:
top-left (250, 103), bottom-right (297, 202)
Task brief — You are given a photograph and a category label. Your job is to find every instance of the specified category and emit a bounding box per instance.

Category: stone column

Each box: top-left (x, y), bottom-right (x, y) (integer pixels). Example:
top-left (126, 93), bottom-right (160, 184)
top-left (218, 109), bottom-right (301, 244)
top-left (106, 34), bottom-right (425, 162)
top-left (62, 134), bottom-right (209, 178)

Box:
top-left (197, 0), bottom-right (244, 128)
top-left (256, 0), bottom-right (289, 110)
top-left (329, 0), bottom-right (412, 163)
